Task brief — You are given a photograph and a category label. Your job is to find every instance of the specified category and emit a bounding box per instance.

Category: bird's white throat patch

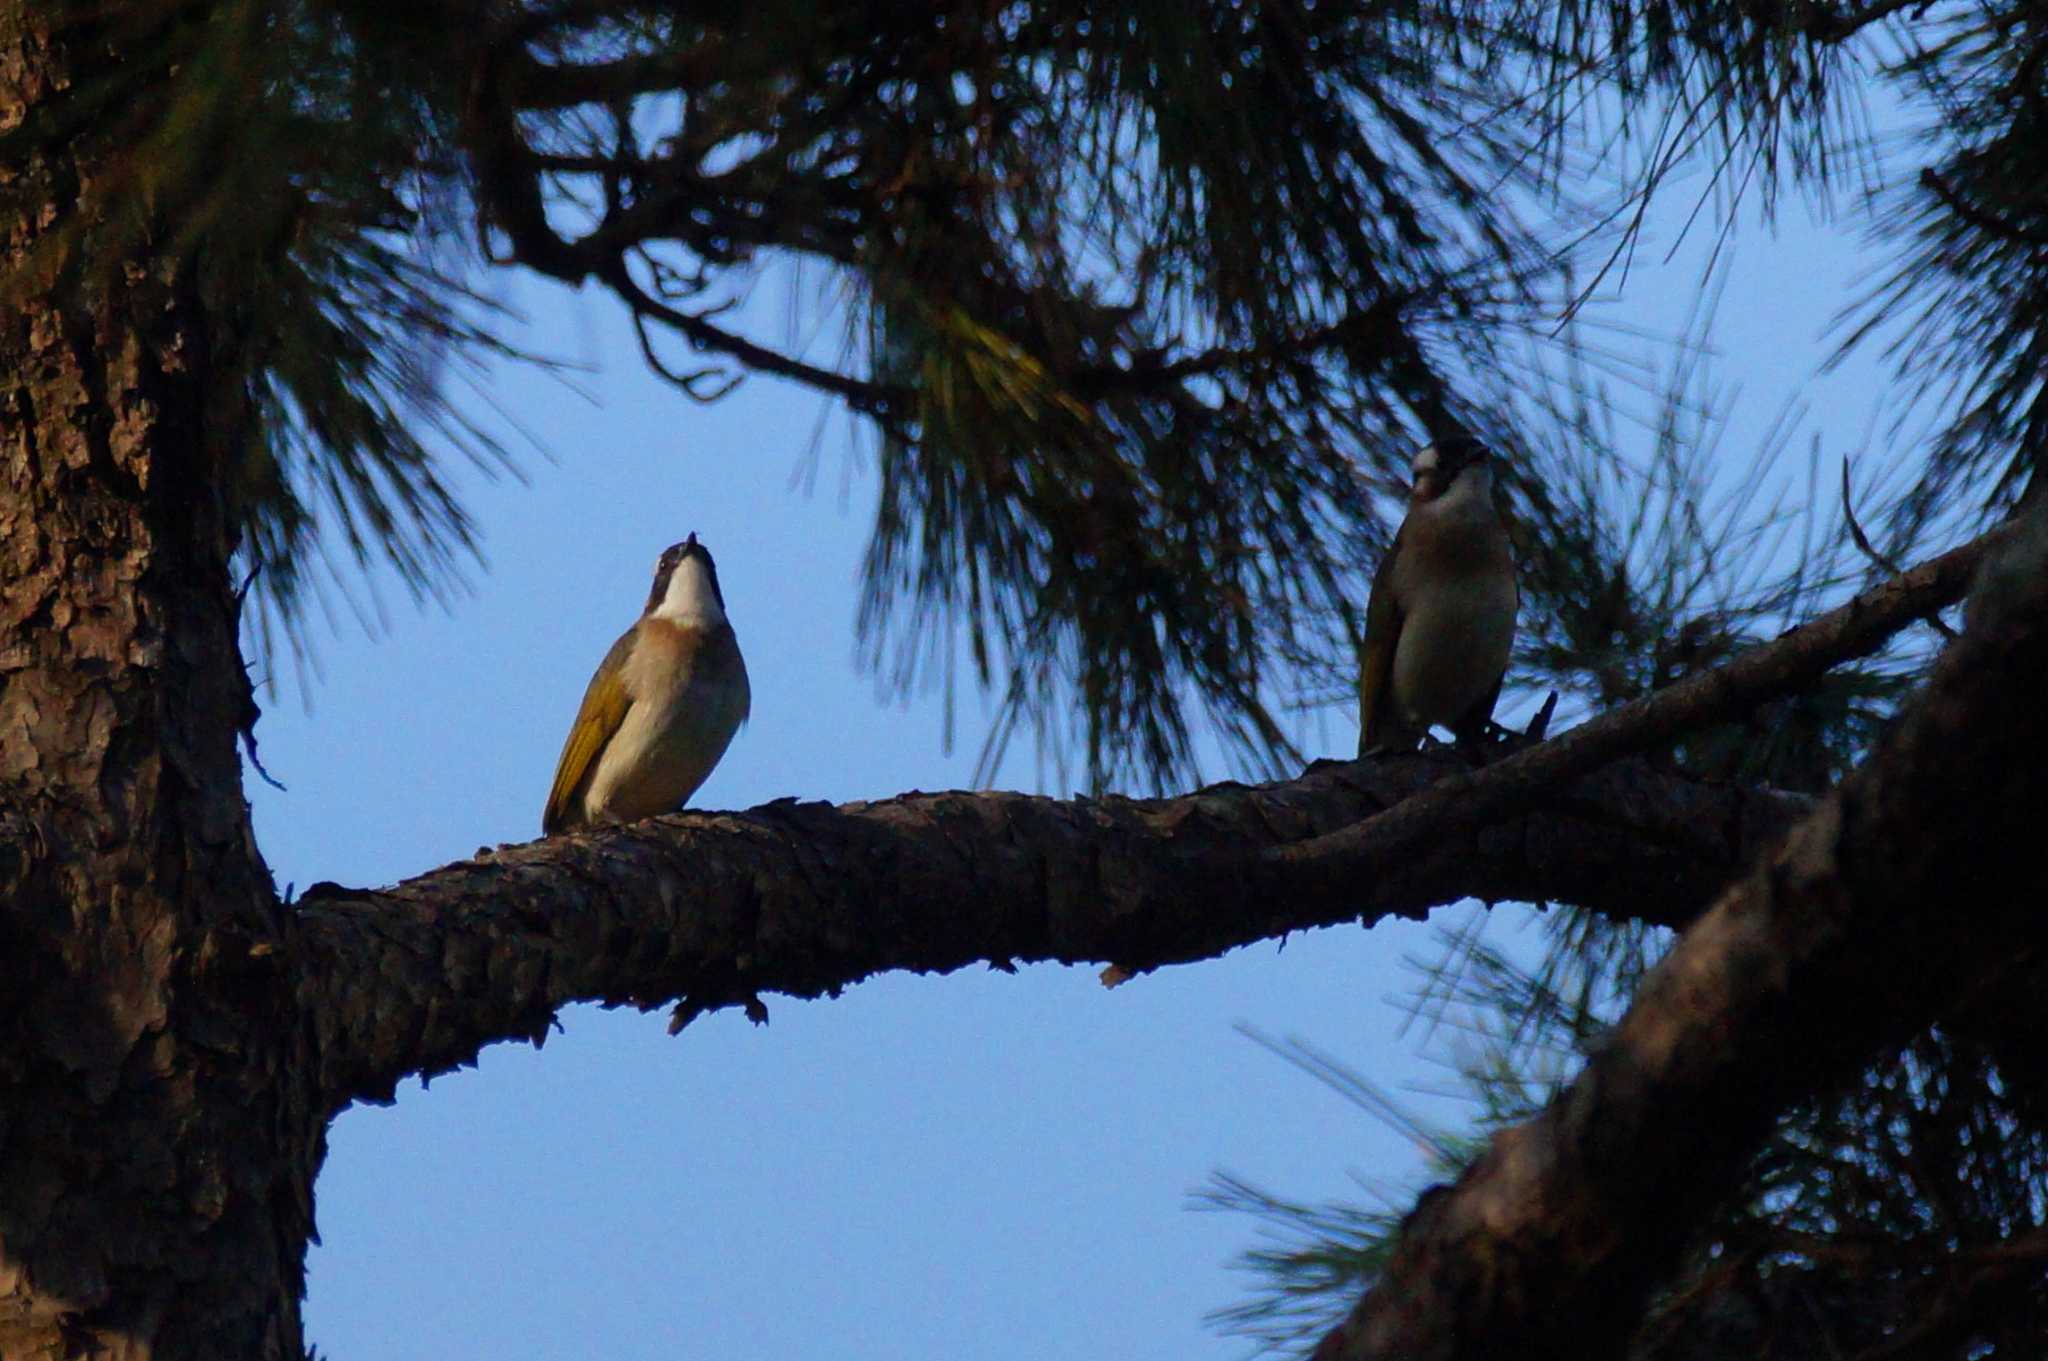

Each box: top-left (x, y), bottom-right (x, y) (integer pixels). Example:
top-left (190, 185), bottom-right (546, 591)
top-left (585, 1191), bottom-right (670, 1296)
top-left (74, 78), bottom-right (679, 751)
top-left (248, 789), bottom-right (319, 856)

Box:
top-left (652, 555), bottom-right (727, 626)
top-left (1431, 460), bottom-right (1494, 516)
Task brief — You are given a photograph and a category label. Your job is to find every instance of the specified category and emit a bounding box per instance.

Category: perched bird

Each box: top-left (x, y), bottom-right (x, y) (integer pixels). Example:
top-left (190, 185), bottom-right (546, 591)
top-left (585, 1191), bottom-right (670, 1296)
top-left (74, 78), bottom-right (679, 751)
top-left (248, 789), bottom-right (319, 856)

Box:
top-left (543, 535), bottom-right (751, 834)
top-left (1357, 440), bottom-right (1518, 754)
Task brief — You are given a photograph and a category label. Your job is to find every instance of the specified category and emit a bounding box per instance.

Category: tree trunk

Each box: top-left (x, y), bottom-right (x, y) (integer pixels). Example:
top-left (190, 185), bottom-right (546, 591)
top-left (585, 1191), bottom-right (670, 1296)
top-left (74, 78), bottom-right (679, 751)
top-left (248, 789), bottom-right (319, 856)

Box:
top-left (0, 8), bottom-right (317, 1357)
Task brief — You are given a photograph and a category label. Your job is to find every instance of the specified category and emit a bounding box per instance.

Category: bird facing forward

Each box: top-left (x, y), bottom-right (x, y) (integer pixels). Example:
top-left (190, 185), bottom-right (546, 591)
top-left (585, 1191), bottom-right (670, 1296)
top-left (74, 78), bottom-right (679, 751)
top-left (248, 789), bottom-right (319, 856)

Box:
top-left (1357, 440), bottom-right (1518, 754)
top-left (543, 535), bottom-right (751, 834)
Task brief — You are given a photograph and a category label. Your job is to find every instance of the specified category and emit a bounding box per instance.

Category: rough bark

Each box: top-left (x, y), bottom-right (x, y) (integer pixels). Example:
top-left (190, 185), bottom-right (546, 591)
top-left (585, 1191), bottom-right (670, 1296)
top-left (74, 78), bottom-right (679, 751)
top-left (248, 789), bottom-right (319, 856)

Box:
top-left (1307, 503), bottom-right (2048, 1361)
top-left (0, 9), bottom-right (316, 1359)
top-left (291, 753), bottom-right (1805, 1113)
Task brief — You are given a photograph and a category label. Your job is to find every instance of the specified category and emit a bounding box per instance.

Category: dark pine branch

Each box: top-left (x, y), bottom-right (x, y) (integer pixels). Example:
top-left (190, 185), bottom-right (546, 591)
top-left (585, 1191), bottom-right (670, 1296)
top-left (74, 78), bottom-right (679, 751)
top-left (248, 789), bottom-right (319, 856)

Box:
top-left (286, 751), bottom-right (1804, 1118)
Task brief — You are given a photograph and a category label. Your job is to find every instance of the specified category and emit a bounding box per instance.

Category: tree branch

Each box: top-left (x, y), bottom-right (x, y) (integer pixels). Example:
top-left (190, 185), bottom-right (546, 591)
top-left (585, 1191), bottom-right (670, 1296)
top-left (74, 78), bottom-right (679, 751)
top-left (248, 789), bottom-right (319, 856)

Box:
top-left (498, 42), bottom-right (729, 111)
top-left (287, 754), bottom-right (1802, 1117)
top-left (1804, 0), bottom-right (1933, 44)
top-left (1919, 167), bottom-right (2048, 250)
top-left (1063, 292), bottom-right (1413, 400)
top-left (1308, 502), bottom-right (2048, 1361)
top-left (596, 256), bottom-right (912, 417)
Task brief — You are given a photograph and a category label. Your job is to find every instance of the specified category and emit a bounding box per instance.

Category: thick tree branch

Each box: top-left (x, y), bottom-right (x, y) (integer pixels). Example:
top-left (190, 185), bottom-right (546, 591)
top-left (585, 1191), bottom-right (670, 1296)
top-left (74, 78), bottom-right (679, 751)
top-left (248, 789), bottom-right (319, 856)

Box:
top-left (1308, 503), bottom-right (2048, 1361)
top-left (288, 756), bottom-right (1801, 1117)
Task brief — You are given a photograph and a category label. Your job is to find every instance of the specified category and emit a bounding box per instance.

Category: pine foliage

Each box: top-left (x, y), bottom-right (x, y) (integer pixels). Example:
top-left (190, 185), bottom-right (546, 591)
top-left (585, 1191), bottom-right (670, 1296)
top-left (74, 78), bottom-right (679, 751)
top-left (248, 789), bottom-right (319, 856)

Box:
top-left (24, 0), bottom-right (2039, 785)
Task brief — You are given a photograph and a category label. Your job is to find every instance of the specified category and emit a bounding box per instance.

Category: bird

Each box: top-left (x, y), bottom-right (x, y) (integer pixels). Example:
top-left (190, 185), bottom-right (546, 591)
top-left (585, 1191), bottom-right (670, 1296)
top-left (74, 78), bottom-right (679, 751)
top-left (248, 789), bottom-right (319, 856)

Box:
top-left (542, 534), bottom-right (751, 835)
top-left (1357, 439), bottom-right (1519, 755)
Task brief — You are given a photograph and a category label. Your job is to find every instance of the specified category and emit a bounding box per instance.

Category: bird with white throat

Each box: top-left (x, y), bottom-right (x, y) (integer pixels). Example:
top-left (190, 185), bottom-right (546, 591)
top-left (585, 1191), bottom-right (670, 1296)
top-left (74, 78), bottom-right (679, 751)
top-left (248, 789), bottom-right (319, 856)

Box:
top-left (1356, 439), bottom-right (1519, 755)
top-left (543, 534), bottom-right (751, 834)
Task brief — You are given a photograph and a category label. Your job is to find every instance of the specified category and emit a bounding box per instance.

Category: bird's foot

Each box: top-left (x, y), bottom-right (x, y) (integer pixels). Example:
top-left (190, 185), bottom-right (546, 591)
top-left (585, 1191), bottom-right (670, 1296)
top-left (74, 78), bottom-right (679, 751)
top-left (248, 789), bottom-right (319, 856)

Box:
top-left (1451, 738), bottom-right (1494, 767)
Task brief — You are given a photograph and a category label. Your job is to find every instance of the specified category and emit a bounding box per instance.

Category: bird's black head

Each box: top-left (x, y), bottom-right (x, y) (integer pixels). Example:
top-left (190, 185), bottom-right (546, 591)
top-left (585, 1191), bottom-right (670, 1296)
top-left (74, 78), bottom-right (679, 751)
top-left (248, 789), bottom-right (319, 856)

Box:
top-left (645, 532), bottom-right (727, 615)
top-left (1438, 435), bottom-right (1489, 476)
top-left (1409, 437), bottom-right (1491, 502)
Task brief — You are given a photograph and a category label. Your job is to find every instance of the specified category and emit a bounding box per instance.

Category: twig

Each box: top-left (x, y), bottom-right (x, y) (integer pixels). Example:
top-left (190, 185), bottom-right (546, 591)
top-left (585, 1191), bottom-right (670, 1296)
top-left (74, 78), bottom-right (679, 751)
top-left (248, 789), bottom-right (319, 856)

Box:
top-left (240, 728), bottom-right (287, 793)
top-left (1840, 457), bottom-right (1956, 640)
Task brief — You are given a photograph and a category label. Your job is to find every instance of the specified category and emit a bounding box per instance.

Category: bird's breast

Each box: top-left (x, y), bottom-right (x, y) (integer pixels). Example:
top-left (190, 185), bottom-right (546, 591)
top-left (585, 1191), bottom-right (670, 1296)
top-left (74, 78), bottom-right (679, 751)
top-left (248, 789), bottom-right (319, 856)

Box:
top-left (585, 621), bottom-right (749, 821)
top-left (1390, 569), bottom-right (1517, 727)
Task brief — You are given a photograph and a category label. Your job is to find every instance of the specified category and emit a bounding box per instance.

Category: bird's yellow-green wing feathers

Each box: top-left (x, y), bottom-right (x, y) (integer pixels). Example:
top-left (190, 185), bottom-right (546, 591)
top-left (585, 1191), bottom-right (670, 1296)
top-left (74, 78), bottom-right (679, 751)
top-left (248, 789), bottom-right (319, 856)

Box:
top-left (543, 630), bottom-right (637, 834)
top-left (1356, 527), bottom-right (1406, 755)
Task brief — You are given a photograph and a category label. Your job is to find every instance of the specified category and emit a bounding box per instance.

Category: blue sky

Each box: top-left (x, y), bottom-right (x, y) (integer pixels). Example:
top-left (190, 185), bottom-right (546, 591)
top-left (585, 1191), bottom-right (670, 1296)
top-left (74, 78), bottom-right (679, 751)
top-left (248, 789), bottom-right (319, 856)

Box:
top-left (244, 152), bottom-right (1897, 1358)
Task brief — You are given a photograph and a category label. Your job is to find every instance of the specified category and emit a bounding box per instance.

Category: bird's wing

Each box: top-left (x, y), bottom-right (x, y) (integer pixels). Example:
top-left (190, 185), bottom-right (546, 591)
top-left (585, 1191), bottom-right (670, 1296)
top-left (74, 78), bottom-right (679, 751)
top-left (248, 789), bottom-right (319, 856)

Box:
top-left (704, 623), bottom-right (750, 728)
top-left (1356, 524), bottom-right (1407, 755)
top-left (543, 628), bottom-right (638, 834)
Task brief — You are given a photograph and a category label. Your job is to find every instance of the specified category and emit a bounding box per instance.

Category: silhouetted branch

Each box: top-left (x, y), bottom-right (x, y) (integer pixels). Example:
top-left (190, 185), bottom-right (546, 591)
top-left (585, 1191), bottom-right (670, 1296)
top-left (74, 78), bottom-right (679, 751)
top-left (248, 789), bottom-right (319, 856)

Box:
top-left (1921, 168), bottom-right (2048, 250)
top-left (289, 751), bottom-right (1805, 1117)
